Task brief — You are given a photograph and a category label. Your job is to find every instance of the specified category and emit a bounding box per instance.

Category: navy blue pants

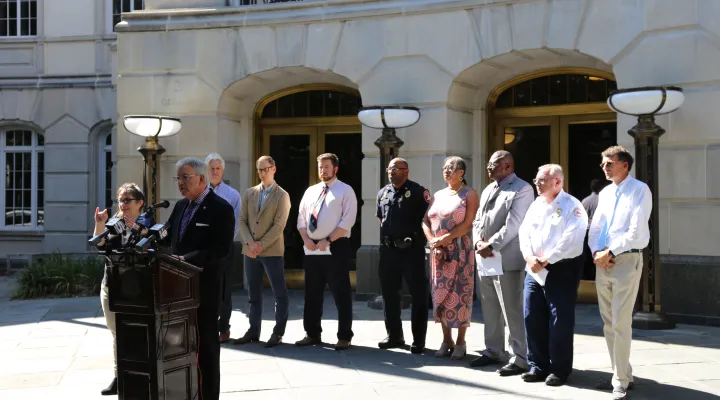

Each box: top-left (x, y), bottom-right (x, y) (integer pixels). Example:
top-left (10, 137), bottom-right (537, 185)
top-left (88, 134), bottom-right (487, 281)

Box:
top-left (523, 255), bottom-right (583, 380)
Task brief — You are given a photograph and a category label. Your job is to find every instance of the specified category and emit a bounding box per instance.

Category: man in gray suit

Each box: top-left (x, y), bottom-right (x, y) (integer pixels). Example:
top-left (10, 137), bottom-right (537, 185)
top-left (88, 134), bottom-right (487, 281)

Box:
top-left (469, 150), bottom-right (534, 377)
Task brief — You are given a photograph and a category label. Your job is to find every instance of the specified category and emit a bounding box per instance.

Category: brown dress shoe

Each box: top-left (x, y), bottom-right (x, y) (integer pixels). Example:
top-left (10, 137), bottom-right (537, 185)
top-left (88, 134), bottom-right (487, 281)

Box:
top-left (335, 339), bottom-right (351, 350)
top-left (219, 330), bottom-right (231, 343)
top-left (232, 331), bottom-right (259, 345)
top-left (265, 334), bottom-right (282, 348)
top-left (295, 336), bottom-right (321, 346)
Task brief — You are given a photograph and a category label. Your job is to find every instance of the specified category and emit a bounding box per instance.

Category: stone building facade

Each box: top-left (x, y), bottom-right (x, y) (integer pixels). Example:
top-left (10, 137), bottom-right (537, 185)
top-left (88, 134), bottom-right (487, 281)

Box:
top-left (0, 0), bottom-right (128, 265)
top-left (2, 0), bottom-right (718, 324)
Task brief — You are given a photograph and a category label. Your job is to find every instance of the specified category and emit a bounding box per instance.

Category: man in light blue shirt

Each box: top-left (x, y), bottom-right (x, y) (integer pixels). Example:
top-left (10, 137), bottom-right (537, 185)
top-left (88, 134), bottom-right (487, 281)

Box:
top-left (589, 146), bottom-right (651, 400)
top-left (206, 153), bottom-right (241, 343)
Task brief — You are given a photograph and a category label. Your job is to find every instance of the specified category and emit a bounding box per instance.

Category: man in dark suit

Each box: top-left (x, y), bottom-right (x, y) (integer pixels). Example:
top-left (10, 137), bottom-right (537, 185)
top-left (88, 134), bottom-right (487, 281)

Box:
top-left (165, 157), bottom-right (235, 400)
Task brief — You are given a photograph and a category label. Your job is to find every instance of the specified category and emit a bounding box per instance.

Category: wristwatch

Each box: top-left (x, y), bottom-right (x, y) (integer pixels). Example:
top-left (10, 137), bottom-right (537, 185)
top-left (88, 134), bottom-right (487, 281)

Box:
top-left (609, 250), bottom-right (616, 258)
top-left (326, 236), bottom-right (333, 243)
top-left (487, 244), bottom-right (493, 251)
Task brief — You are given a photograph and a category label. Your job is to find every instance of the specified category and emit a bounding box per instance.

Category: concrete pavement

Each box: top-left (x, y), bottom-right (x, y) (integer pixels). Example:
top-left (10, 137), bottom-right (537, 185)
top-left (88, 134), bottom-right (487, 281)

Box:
top-left (0, 276), bottom-right (719, 399)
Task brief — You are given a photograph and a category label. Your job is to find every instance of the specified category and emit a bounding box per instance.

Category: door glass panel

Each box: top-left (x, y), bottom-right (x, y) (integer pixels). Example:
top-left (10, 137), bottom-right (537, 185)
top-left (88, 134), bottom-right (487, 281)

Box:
top-left (504, 125), bottom-right (551, 192)
top-left (269, 134), bottom-right (310, 271)
top-left (568, 122), bottom-right (617, 281)
top-left (323, 133), bottom-right (363, 271)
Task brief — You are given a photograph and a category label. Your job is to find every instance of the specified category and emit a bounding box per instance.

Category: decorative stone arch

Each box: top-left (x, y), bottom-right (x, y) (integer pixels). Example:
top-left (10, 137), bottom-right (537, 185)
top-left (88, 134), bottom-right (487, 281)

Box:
top-left (446, 49), bottom-right (614, 188)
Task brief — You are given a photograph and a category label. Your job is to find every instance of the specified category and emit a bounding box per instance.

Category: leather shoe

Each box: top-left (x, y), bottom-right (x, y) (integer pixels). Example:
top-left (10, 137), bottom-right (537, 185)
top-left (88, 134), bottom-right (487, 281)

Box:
top-left (597, 379), bottom-right (634, 391)
top-left (468, 354), bottom-right (500, 368)
top-left (264, 334), bottom-right (282, 348)
top-left (101, 377), bottom-right (118, 396)
top-left (335, 339), bottom-right (351, 350)
top-left (545, 373), bottom-right (566, 387)
top-left (521, 369), bottom-right (548, 382)
top-left (295, 335), bottom-right (322, 346)
top-left (232, 332), bottom-right (259, 345)
top-left (219, 330), bottom-right (231, 343)
top-left (378, 337), bottom-right (405, 349)
top-left (410, 344), bottom-right (425, 354)
top-left (497, 363), bottom-right (526, 377)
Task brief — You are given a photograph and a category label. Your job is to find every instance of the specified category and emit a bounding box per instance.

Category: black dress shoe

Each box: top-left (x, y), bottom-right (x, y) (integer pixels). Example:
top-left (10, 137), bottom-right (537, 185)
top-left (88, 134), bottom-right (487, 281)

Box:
top-left (468, 354), bottom-right (500, 368)
top-left (545, 373), bottom-right (566, 386)
top-left (521, 369), bottom-right (548, 382)
top-left (378, 337), bottom-right (406, 349)
top-left (101, 377), bottom-right (118, 396)
top-left (410, 343), bottom-right (425, 354)
top-left (264, 334), bottom-right (282, 348)
top-left (596, 379), bottom-right (634, 391)
top-left (497, 363), bottom-right (526, 376)
top-left (232, 332), bottom-right (260, 345)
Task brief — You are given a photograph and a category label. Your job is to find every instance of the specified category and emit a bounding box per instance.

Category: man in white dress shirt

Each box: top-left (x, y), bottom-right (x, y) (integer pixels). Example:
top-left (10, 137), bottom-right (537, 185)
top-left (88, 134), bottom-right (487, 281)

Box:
top-left (589, 146), bottom-right (651, 400)
top-left (518, 164), bottom-right (588, 387)
top-left (295, 153), bottom-right (358, 350)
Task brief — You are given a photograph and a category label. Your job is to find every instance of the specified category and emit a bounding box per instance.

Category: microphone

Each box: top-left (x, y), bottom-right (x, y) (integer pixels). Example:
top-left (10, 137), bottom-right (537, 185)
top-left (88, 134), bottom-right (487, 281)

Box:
top-left (129, 200), bottom-right (170, 237)
top-left (135, 222), bottom-right (170, 252)
top-left (89, 217), bottom-right (126, 246)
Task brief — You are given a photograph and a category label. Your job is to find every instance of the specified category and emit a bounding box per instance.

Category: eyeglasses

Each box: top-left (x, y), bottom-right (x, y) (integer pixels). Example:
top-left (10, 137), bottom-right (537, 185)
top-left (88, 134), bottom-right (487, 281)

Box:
top-left (600, 161), bottom-right (614, 169)
top-left (386, 167), bottom-right (407, 173)
top-left (257, 166), bottom-right (273, 174)
top-left (442, 166), bottom-right (456, 172)
top-left (117, 198), bottom-right (137, 205)
top-left (532, 178), bottom-right (552, 185)
top-left (173, 174), bottom-right (197, 182)
top-left (487, 161), bottom-right (509, 170)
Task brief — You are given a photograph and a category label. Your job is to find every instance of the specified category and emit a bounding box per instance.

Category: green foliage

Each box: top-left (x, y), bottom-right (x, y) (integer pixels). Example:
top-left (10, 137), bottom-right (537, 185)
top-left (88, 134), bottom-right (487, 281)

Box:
top-left (12, 252), bottom-right (104, 299)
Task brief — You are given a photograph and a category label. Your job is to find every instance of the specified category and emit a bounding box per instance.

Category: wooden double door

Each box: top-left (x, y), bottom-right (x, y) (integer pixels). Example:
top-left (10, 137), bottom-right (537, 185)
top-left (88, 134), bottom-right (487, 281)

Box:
top-left (260, 124), bottom-right (363, 284)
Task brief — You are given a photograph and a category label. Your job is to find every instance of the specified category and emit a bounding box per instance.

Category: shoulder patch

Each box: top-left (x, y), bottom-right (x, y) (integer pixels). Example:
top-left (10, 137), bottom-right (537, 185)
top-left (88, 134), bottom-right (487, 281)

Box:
top-left (423, 189), bottom-right (432, 204)
top-left (573, 207), bottom-right (583, 217)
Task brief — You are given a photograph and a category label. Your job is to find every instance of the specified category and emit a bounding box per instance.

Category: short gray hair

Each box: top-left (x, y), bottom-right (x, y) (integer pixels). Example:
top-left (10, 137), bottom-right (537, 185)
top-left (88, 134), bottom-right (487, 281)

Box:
top-left (176, 157), bottom-right (207, 181)
top-left (205, 153), bottom-right (225, 169)
top-left (539, 163), bottom-right (564, 181)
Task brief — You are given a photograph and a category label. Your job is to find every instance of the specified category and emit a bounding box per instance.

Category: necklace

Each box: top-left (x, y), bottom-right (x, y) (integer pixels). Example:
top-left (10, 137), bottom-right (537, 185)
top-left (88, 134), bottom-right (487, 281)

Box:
top-left (448, 183), bottom-right (465, 196)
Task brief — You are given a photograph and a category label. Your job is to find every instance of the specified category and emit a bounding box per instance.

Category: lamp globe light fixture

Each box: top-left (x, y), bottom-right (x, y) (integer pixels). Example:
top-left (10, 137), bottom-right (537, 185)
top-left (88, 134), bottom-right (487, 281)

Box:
top-left (358, 106), bottom-right (421, 187)
top-left (123, 115), bottom-right (182, 221)
top-left (607, 86), bottom-right (684, 330)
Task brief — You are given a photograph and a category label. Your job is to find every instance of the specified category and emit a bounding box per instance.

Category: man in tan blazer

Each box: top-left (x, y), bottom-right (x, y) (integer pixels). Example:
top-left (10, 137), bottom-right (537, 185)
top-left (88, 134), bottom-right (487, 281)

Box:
top-left (233, 156), bottom-right (291, 348)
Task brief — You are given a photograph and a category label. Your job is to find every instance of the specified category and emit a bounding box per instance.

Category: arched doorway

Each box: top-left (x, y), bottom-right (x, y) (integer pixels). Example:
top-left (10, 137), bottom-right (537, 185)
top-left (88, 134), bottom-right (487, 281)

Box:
top-left (487, 68), bottom-right (618, 302)
top-left (254, 85), bottom-right (363, 288)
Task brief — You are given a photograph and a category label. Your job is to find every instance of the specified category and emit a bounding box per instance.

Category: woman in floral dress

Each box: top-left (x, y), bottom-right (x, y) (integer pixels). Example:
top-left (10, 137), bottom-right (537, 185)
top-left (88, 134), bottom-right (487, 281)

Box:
top-left (423, 156), bottom-right (479, 360)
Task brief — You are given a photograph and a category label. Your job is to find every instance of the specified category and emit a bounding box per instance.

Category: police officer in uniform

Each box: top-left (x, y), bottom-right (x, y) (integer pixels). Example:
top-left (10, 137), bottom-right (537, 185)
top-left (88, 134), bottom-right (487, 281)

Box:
top-left (376, 158), bottom-right (432, 354)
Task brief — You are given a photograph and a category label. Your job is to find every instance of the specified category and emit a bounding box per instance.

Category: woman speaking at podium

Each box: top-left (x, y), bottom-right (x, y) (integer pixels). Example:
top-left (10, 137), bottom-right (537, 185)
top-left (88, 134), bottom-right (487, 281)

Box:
top-left (92, 182), bottom-right (152, 396)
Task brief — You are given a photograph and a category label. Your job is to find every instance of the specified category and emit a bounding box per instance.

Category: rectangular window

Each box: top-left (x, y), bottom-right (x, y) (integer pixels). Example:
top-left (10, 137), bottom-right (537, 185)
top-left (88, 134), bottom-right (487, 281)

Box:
top-left (112, 0), bottom-right (144, 32)
top-left (0, 0), bottom-right (37, 37)
top-left (1, 129), bottom-right (43, 229)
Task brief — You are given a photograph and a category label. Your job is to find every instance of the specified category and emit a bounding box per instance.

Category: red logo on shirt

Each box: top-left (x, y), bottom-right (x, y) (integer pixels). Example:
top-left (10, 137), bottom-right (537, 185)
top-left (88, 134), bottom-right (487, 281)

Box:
top-left (573, 207), bottom-right (583, 218)
top-left (423, 190), bottom-right (432, 204)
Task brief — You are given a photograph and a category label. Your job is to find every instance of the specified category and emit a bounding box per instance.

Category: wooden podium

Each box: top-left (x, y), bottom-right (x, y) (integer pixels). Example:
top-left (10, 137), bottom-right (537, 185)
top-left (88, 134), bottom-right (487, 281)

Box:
top-left (107, 250), bottom-right (202, 400)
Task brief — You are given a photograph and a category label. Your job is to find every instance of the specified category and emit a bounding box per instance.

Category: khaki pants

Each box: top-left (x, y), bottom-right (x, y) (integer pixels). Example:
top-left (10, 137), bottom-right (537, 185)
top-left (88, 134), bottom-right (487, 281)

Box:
top-left (595, 253), bottom-right (643, 389)
top-left (100, 283), bottom-right (117, 377)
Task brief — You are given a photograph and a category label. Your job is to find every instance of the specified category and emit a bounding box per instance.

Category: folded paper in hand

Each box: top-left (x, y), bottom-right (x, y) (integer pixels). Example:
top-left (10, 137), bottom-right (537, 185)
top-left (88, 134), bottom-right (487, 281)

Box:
top-left (476, 250), bottom-right (503, 277)
top-left (525, 264), bottom-right (549, 286)
top-left (304, 245), bottom-right (331, 256)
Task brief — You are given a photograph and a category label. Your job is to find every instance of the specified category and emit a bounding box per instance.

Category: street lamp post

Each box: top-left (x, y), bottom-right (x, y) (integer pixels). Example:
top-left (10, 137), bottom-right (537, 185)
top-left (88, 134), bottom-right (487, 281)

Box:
top-left (358, 106), bottom-right (421, 309)
top-left (607, 86), bottom-right (684, 330)
top-left (358, 106), bottom-right (421, 187)
top-left (123, 115), bottom-right (182, 222)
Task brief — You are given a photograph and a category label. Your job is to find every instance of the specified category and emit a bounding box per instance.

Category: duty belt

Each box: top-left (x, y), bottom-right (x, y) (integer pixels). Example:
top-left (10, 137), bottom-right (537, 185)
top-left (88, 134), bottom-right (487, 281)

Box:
top-left (382, 233), bottom-right (419, 249)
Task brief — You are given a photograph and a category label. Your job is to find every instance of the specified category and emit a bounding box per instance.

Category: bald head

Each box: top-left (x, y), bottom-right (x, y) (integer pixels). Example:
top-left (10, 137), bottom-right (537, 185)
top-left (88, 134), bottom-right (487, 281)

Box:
top-left (387, 158), bottom-right (409, 188)
top-left (390, 157), bottom-right (408, 169)
top-left (487, 150), bottom-right (515, 182)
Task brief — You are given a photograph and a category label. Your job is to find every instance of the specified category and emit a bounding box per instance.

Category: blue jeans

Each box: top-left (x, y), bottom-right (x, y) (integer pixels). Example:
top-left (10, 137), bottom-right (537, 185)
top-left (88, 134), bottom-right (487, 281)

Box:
top-left (244, 255), bottom-right (289, 337)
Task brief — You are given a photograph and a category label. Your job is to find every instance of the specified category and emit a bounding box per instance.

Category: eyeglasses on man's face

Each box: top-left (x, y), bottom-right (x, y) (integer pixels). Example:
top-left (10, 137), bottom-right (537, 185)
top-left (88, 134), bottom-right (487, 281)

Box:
top-left (532, 178), bottom-right (552, 185)
top-left (487, 161), bottom-right (508, 170)
top-left (386, 167), bottom-right (407, 173)
top-left (173, 174), bottom-right (197, 182)
top-left (257, 166), bottom-right (273, 174)
top-left (600, 161), bottom-right (619, 169)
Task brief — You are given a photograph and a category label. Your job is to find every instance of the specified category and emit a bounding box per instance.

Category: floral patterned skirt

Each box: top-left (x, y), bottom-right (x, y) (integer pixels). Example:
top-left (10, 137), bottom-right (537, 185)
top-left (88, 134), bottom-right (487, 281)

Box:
top-left (430, 236), bottom-right (475, 328)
